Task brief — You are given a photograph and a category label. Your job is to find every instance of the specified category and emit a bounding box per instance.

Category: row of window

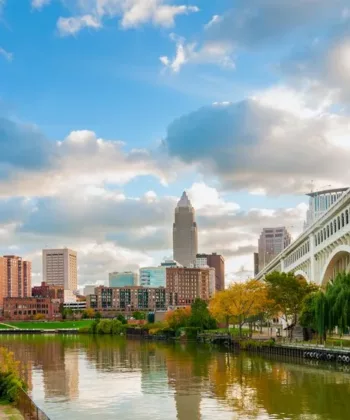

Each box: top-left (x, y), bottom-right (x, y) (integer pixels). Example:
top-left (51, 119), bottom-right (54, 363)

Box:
top-left (285, 241), bottom-right (311, 267)
top-left (315, 209), bottom-right (350, 246)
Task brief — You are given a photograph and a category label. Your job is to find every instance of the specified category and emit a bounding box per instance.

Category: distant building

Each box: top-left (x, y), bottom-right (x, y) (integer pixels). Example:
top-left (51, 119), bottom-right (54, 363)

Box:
top-left (160, 259), bottom-right (182, 268)
top-left (83, 285), bottom-right (96, 296)
top-left (253, 253), bottom-right (259, 276)
top-left (109, 272), bottom-right (138, 287)
top-left (304, 187), bottom-right (349, 230)
top-left (32, 282), bottom-right (64, 302)
top-left (87, 286), bottom-right (167, 312)
top-left (258, 227), bottom-right (291, 272)
top-left (42, 248), bottom-right (78, 292)
top-left (3, 297), bottom-right (61, 320)
top-left (195, 253), bottom-right (225, 291)
top-left (173, 192), bottom-right (198, 267)
top-left (140, 267), bottom-right (166, 288)
top-left (0, 255), bottom-right (32, 309)
top-left (166, 267), bottom-right (210, 306)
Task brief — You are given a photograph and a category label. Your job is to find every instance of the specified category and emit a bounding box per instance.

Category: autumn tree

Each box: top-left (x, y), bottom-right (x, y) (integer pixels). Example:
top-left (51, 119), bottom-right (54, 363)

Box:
top-left (265, 271), bottom-right (318, 339)
top-left (165, 307), bottom-right (191, 330)
top-left (210, 279), bottom-right (269, 337)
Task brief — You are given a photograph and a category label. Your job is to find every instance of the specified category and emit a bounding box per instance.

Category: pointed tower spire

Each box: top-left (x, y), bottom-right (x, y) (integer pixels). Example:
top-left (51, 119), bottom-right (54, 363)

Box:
top-left (177, 191), bottom-right (192, 208)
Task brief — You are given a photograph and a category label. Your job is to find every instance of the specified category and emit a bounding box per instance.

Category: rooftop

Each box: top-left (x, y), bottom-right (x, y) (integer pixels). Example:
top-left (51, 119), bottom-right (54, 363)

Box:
top-left (177, 191), bottom-right (192, 208)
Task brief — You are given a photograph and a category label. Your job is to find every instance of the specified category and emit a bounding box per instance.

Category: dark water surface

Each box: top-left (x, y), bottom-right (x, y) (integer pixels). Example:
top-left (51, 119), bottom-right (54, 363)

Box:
top-left (1, 335), bottom-right (350, 419)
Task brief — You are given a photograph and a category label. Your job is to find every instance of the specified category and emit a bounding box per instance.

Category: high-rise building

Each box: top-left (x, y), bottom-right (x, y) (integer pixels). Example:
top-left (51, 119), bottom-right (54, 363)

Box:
top-left (173, 192), bottom-right (198, 267)
top-left (109, 272), bottom-right (138, 287)
top-left (195, 253), bottom-right (225, 291)
top-left (253, 252), bottom-right (259, 276)
top-left (258, 227), bottom-right (291, 272)
top-left (166, 267), bottom-right (210, 306)
top-left (0, 255), bottom-right (32, 308)
top-left (140, 267), bottom-right (166, 288)
top-left (42, 248), bottom-right (78, 292)
top-left (304, 187), bottom-right (349, 230)
top-left (160, 259), bottom-right (182, 268)
top-left (83, 285), bottom-right (96, 296)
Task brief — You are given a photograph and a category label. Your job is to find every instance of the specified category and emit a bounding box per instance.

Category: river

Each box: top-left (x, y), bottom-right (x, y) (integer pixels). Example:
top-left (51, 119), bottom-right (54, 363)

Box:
top-left (1, 335), bottom-right (350, 419)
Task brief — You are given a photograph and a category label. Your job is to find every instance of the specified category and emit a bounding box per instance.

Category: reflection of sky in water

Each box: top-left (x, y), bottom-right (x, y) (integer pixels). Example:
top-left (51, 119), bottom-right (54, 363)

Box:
top-left (2, 336), bottom-right (350, 419)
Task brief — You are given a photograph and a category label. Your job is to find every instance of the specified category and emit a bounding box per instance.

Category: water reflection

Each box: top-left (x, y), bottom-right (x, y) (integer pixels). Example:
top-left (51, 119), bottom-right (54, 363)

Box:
top-left (1, 335), bottom-right (350, 419)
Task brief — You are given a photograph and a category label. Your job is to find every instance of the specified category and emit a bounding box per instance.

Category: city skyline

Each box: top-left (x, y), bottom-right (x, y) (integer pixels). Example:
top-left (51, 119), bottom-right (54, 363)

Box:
top-left (1, 1), bottom-right (350, 286)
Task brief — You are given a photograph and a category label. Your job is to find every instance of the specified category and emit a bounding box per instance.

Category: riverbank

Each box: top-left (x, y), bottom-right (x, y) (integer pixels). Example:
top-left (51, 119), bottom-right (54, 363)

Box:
top-left (0, 404), bottom-right (23, 420)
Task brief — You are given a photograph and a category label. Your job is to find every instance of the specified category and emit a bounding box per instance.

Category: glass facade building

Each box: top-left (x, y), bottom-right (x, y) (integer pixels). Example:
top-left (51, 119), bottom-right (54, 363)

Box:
top-left (109, 272), bottom-right (138, 287)
top-left (140, 267), bottom-right (166, 288)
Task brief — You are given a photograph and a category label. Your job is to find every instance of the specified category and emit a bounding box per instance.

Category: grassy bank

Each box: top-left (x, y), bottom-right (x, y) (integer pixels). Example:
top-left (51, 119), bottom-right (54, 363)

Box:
top-left (0, 402), bottom-right (23, 420)
top-left (0, 320), bottom-right (94, 330)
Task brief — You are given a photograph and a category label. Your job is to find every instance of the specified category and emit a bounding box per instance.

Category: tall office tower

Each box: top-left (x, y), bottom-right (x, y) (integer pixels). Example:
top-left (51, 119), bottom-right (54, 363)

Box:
top-left (42, 248), bottom-right (78, 292)
top-left (109, 271), bottom-right (138, 287)
top-left (173, 191), bottom-right (198, 267)
top-left (253, 252), bottom-right (259, 276)
top-left (0, 255), bottom-right (32, 308)
top-left (258, 227), bottom-right (291, 272)
top-left (195, 253), bottom-right (225, 291)
top-left (304, 187), bottom-right (349, 230)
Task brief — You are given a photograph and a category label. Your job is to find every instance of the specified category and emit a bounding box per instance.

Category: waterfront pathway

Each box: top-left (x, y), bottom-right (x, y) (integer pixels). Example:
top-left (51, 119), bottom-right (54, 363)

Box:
top-left (0, 323), bottom-right (18, 330)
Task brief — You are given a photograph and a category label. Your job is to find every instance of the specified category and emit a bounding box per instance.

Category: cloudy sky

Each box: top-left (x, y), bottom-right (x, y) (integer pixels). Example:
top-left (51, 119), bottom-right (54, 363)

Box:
top-left (1, 0), bottom-right (350, 287)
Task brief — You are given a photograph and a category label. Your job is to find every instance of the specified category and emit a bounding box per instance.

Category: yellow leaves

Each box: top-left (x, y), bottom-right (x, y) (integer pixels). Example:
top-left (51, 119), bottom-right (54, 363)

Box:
top-left (0, 347), bottom-right (21, 376)
top-left (210, 279), bottom-right (269, 323)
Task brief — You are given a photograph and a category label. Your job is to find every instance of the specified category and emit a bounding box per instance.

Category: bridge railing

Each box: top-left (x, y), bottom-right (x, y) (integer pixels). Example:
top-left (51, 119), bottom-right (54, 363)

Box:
top-left (16, 387), bottom-right (50, 420)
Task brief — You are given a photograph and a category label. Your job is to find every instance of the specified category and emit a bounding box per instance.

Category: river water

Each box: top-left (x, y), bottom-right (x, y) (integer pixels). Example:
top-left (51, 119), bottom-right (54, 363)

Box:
top-left (1, 335), bottom-right (350, 419)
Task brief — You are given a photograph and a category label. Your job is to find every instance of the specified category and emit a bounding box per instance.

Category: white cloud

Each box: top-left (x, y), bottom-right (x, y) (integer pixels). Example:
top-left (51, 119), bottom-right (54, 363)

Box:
top-left (0, 47), bottom-right (13, 62)
top-left (53, 0), bottom-right (199, 36)
top-left (57, 14), bottom-right (101, 36)
top-left (0, 120), bottom-right (171, 197)
top-left (160, 33), bottom-right (234, 72)
top-left (31, 0), bottom-right (51, 9)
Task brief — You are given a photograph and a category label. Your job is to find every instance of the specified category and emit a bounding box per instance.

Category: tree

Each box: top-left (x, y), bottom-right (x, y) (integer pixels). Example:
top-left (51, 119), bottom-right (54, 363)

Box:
top-left (189, 298), bottom-right (217, 330)
top-left (325, 272), bottom-right (350, 335)
top-left (33, 313), bottom-right (45, 321)
top-left (132, 311), bottom-right (146, 320)
top-left (96, 319), bottom-right (112, 334)
top-left (210, 280), bottom-right (270, 337)
top-left (82, 308), bottom-right (95, 319)
top-left (116, 314), bottom-right (127, 324)
top-left (165, 307), bottom-right (191, 330)
top-left (265, 271), bottom-right (318, 339)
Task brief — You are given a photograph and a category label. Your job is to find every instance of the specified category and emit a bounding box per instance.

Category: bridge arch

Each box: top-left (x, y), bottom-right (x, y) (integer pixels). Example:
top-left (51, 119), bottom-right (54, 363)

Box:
top-left (294, 270), bottom-right (310, 283)
top-left (320, 245), bottom-right (350, 287)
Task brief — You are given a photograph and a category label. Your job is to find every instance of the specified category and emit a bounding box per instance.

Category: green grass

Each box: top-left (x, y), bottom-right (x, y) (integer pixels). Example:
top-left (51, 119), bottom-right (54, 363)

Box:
top-left (2, 320), bottom-right (94, 330)
top-left (0, 324), bottom-right (13, 330)
top-left (205, 327), bottom-right (250, 336)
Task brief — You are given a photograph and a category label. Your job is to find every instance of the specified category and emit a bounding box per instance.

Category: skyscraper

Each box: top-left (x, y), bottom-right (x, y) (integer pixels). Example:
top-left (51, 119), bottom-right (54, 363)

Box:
top-left (173, 191), bottom-right (198, 267)
top-left (0, 255), bottom-right (32, 308)
top-left (42, 248), bottom-right (78, 292)
top-left (258, 227), bottom-right (291, 273)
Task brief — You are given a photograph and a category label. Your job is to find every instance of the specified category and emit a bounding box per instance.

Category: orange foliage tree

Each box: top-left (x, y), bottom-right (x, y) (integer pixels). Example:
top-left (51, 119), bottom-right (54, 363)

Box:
top-left (210, 279), bottom-right (270, 337)
top-left (165, 307), bottom-right (191, 330)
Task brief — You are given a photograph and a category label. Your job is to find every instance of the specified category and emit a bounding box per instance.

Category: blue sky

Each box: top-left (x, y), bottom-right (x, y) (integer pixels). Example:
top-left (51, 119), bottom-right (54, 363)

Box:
top-left (1, 0), bottom-right (350, 285)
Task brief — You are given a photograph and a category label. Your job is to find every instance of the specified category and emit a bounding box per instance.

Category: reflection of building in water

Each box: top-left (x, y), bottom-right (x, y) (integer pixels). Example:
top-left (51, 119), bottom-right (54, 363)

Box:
top-left (43, 345), bottom-right (79, 400)
top-left (166, 352), bottom-right (201, 420)
top-left (140, 347), bottom-right (168, 395)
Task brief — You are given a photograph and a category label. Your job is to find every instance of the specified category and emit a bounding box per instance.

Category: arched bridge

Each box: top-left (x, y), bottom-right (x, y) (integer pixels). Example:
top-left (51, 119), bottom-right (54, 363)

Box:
top-left (256, 189), bottom-right (350, 286)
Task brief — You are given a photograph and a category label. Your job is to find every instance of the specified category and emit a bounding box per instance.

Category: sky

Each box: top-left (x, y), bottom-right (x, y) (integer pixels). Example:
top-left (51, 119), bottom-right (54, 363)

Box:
top-left (1, 0), bottom-right (350, 287)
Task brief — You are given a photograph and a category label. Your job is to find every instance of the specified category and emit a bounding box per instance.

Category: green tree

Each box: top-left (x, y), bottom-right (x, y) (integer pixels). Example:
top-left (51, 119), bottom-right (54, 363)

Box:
top-left (189, 298), bottom-right (217, 331)
top-left (0, 348), bottom-right (27, 403)
top-left (96, 319), bottom-right (112, 334)
top-left (132, 311), bottom-right (146, 320)
top-left (116, 314), bottom-right (127, 324)
top-left (111, 319), bottom-right (123, 335)
top-left (265, 271), bottom-right (318, 339)
top-left (94, 311), bottom-right (102, 320)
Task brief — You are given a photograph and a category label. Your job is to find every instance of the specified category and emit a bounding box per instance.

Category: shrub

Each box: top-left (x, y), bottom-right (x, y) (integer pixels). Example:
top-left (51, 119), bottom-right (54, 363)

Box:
top-left (0, 348), bottom-right (26, 403)
top-left (96, 319), bottom-right (112, 334)
top-left (184, 327), bottom-right (201, 339)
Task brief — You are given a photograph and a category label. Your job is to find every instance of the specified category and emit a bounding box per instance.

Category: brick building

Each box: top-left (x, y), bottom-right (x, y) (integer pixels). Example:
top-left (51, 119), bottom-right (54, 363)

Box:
top-left (32, 282), bottom-right (64, 301)
top-left (166, 267), bottom-right (210, 306)
top-left (87, 286), bottom-right (167, 312)
top-left (196, 253), bottom-right (225, 291)
top-left (3, 297), bottom-right (61, 320)
top-left (0, 255), bottom-right (32, 309)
